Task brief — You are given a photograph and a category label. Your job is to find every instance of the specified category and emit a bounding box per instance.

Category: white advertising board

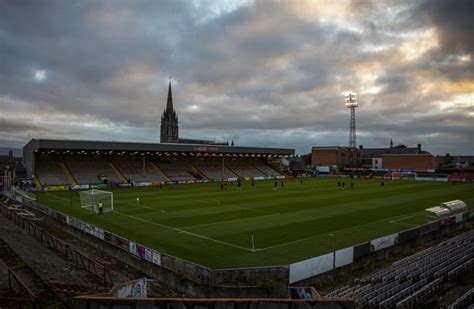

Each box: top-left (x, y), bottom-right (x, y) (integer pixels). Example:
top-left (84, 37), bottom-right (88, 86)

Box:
top-left (335, 247), bottom-right (354, 268)
top-left (289, 252), bottom-right (334, 283)
top-left (371, 234), bottom-right (398, 251)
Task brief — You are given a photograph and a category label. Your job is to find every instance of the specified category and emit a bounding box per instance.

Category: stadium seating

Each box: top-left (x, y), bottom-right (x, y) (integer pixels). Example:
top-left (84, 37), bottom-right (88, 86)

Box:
top-left (225, 159), bottom-right (267, 178)
top-left (65, 156), bottom-right (122, 185)
top-left (448, 288), bottom-right (474, 309)
top-left (155, 159), bottom-right (195, 181)
top-left (327, 230), bottom-right (474, 308)
top-left (189, 158), bottom-right (236, 180)
top-left (113, 156), bottom-right (167, 183)
top-left (35, 158), bottom-right (70, 186)
top-left (249, 160), bottom-right (281, 177)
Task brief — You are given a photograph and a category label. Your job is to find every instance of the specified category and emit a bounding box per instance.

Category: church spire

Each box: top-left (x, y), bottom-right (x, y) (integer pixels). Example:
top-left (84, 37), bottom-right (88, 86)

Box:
top-left (166, 77), bottom-right (173, 112)
top-left (160, 77), bottom-right (179, 143)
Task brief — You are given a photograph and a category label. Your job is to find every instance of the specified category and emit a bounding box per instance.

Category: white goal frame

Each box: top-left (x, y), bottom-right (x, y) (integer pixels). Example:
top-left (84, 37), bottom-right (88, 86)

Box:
top-left (79, 189), bottom-right (114, 213)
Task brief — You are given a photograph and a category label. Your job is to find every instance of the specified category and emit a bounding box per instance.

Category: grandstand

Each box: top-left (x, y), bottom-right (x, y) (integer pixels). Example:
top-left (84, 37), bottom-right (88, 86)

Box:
top-left (23, 139), bottom-right (293, 187)
top-left (11, 139), bottom-right (474, 306)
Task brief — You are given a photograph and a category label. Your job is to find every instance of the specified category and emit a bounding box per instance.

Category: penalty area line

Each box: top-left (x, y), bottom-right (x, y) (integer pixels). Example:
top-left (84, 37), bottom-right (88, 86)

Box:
top-left (112, 210), bottom-right (254, 252)
top-left (197, 198), bottom-right (280, 215)
top-left (114, 199), bottom-right (167, 213)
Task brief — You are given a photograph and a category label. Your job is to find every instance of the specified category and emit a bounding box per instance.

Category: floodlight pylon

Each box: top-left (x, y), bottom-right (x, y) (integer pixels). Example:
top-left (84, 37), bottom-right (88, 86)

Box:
top-left (345, 93), bottom-right (358, 148)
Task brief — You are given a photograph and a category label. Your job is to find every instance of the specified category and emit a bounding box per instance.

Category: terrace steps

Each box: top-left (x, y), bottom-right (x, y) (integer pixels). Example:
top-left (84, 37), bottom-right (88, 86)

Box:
top-left (34, 175), bottom-right (42, 188)
top-left (108, 162), bottom-right (128, 184)
top-left (59, 162), bottom-right (77, 185)
top-left (222, 165), bottom-right (240, 178)
top-left (248, 161), bottom-right (269, 177)
top-left (187, 160), bottom-right (209, 180)
top-left (151, 162), bottom-right (171, 181)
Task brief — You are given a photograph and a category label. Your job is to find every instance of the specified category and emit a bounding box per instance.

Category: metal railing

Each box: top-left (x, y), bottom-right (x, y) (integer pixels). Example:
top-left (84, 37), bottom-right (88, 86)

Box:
top-left (6, 267), bottom-right (42, 308)
top-left (0, 204), bottom-right (114, 287)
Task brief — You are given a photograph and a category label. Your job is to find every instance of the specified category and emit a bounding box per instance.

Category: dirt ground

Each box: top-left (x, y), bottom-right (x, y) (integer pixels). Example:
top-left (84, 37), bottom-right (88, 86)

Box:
top-left (0, 214), bottom-right (103, 288)
top-left (0, 203), bottom-right (174, 303)
top-left (0, 255), bottom-right (8, 294)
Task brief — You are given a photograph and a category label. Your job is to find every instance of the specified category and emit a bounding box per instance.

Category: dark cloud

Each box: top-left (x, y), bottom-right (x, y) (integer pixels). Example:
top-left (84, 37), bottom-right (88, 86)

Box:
top-left (413, 0), bottom-right (474, 55)
top-left (0, 0), bottom-right (473, 154)
top-left (0, 117), bottom-right (50, 133)
top-left (407, 0), bottom-right (474, 81)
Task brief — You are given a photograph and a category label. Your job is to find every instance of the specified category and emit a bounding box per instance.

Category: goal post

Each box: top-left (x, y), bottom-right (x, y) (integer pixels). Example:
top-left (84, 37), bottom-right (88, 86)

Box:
top-left (79, 189), bottom-right (113, 213)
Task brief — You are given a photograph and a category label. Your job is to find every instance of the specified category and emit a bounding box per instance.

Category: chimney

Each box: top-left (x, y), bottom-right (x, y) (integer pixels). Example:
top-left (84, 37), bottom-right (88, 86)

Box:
top-left (417, 144), bottom-right (422, 153)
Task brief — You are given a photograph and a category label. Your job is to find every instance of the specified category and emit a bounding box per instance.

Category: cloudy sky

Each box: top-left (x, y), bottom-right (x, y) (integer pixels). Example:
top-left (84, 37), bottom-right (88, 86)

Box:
top-left (1, 0), bottom-right (473, 155)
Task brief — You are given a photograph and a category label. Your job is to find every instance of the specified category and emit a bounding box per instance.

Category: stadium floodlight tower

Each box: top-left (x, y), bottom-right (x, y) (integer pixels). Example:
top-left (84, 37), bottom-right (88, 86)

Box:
top-left (345, 93), bottom-right (358, 148)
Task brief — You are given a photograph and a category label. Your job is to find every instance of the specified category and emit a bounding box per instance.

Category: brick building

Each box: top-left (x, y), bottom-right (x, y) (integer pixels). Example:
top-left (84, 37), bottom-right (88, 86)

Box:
top-left (361, 144), bottom-right (437, 171)
top-left (311, 146), bottom-right (362, 168)
top-left (381, 154), bottom-right (438, 170)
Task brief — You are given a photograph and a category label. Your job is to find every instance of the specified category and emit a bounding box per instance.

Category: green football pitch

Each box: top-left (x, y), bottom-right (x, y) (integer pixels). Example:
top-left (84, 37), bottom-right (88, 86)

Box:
top-left (35, 178), bottom-right (474, 269)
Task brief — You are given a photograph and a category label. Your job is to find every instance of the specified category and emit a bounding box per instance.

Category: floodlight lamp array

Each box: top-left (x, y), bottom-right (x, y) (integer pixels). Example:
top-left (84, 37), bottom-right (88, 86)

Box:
top-left (345, 93), bottom-right (358, 108)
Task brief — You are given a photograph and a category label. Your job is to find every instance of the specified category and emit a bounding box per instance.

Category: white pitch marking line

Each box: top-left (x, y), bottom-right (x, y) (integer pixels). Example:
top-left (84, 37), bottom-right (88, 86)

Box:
top-left (180, 212), bottom-right (281, 230)
top-left (45, 192), bottom-right (166, 215)
top-left (388, 212), bottom-right (424, 224)
top-left (115, 199), bottom-right (167, 213)
top-left (257, 211), bottom-right (425, 252)
top-left (196, 198), bottom-right (280, 215)
top-left (390, 222), bottom-right (419, 227)
top-left (388, 213), bottom-right (424, 227)
top-left (112, 210), bottom-right (254, 252)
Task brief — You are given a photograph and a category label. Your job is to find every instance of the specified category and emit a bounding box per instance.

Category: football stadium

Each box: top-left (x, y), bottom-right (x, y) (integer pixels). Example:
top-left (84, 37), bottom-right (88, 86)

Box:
top-left (2, 2), bottom-right (474, 305)
top-left (1, 82), bottom-right (473, 307)
top-left (2, 135), bottom-right (472, 307)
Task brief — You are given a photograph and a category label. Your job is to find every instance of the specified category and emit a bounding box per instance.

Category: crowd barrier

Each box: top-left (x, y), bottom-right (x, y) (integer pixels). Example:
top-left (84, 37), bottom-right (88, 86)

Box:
top-left (0, 203), bottom-right (114, 287)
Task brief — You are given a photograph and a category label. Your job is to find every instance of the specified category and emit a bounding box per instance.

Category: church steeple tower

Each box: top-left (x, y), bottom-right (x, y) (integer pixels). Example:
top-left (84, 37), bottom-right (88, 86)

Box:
top-left (166, 78), bottom-right (173, 112)
top-left (160, 78), bottom-right (179, 143)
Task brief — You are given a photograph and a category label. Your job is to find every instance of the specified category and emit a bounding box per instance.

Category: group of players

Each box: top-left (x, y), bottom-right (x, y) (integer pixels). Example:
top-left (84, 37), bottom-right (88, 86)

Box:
top-left (219, 178), bottom-right (306, 190)
top-left (220, 178), bottom-right (251, 190)
top-left (217, 178), bottom-right (388, 191)
top-left (337, 180), bottom-right (385, 189)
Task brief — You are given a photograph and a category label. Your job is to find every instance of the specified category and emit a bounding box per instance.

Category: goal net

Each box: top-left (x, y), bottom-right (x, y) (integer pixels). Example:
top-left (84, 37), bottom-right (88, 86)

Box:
top-left (79, 189), bottom-right (113, 213)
